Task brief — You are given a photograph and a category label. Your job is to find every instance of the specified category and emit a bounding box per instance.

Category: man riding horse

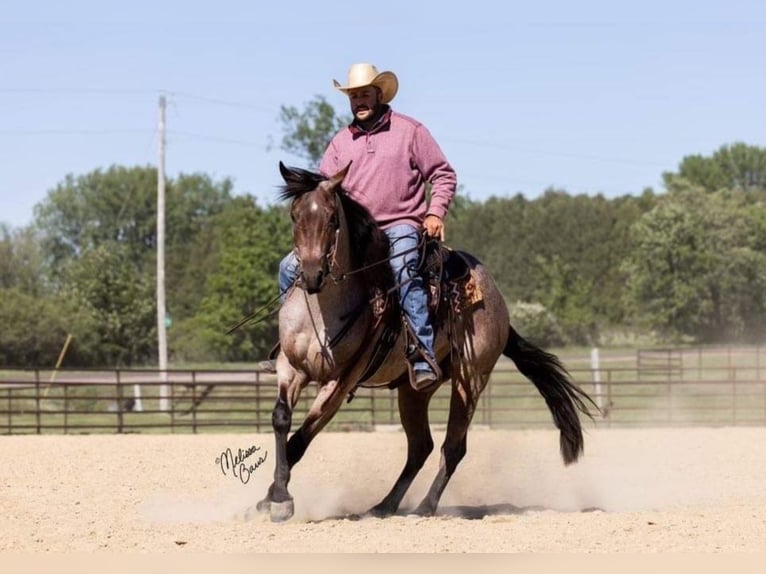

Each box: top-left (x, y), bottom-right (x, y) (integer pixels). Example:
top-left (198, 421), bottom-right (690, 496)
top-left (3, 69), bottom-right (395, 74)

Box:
top-left (262, 62), bottom-right (457, 391)
top-left (251, 64), bottom-right (596, 523)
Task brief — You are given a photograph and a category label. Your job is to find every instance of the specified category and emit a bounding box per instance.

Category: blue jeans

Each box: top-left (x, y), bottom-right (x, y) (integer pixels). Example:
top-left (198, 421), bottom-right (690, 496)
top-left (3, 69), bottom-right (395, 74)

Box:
top-left (278, 224), bottom-right (435, 371)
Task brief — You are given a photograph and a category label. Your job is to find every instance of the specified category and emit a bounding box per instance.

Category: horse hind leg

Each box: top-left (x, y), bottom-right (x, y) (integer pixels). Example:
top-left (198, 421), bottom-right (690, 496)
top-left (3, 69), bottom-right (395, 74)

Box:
top-left (411, 372), bottom-right (489, 517)
top-left (368, 375), bottom-right (436, 517)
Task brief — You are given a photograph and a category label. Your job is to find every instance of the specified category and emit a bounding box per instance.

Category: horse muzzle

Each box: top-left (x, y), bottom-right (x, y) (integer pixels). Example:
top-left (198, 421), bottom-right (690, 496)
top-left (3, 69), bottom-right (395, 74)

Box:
top-left (300, 264), bottom-right (326, 294)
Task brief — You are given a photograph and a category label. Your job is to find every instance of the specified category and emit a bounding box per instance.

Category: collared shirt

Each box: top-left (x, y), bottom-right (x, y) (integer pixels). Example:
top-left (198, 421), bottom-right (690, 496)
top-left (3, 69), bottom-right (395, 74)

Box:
top-left (318, 107), bottom-right (457, 230)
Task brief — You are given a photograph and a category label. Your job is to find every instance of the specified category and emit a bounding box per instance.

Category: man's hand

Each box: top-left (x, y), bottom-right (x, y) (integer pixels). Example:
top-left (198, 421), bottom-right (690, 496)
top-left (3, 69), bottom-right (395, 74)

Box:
top-left (423, 214), bottom-right (445, 241)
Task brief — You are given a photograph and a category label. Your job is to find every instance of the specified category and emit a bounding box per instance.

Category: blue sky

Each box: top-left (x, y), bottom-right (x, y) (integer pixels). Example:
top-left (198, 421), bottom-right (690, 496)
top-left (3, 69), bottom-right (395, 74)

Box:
top-left (1, 0), bottom-right (764, 229)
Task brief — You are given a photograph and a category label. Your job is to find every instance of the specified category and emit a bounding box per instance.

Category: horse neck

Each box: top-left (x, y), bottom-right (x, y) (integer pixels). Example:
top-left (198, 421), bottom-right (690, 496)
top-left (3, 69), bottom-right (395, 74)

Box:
top-left (280, 199), bottom-right (381, 379)
top-left (320, 200), bottom-right (367, 305)
top-left (284, 205), bottom-right (367, 356)
top-left (296, 198), bottom-right (364, 310)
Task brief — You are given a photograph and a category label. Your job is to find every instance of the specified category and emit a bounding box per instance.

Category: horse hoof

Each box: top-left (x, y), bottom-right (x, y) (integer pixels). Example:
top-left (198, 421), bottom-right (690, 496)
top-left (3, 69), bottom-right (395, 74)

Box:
top-left (242, 500), bottom-right (270, 521)
top-left (367, 504), bottom-right (394, 518)
top-left (409, 505), bottom-right (436, 517)
top-left (255, 498), bottom-right (271, 513)
top-left (270, 499), bottom-right (295, 523)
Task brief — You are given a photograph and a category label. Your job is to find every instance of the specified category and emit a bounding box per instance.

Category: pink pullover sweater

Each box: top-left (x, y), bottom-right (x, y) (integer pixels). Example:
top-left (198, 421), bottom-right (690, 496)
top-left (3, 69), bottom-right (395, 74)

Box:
top-left (318, 108), bottom-right (457, 231)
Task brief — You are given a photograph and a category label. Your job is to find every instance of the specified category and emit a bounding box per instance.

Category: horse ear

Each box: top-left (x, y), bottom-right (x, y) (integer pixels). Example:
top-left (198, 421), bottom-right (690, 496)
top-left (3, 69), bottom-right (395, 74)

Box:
top-left (278, 161), bottom-right (290, 181)
top-left (279, 161), bottom-right (301, 184)
top-left (325, 161), bottom-right (352, 191)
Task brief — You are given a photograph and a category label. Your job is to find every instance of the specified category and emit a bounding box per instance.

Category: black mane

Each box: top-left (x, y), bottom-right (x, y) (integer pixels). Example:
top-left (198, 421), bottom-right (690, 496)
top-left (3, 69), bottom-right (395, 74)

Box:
top-left (278, 166), bottom-right (325, 202)
top-left (280, 166), bottom-right (393, 289)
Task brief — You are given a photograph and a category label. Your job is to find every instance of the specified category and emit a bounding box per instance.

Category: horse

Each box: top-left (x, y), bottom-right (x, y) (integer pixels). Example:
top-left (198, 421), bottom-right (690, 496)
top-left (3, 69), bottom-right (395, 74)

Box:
top-left (253, 161), bottom-right (597, 522)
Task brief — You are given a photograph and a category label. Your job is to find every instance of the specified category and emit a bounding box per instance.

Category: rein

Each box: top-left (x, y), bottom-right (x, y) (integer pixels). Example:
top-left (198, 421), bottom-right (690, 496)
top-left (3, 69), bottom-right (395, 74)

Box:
top-left (302, 190), bottom-right (433, 315)
top-left (225, 289), bottom-right (285, 335)
top-left (328, 220), bottom-right (431, 311)
top-left (227, 232), bottom-right (431, 336)
top-left (226, 186), bottom-right (431, 340)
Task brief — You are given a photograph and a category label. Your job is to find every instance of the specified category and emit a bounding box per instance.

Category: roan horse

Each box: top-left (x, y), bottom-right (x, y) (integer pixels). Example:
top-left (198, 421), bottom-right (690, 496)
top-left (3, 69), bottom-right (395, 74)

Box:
top-left (254, 162), bottom-right (597, 522)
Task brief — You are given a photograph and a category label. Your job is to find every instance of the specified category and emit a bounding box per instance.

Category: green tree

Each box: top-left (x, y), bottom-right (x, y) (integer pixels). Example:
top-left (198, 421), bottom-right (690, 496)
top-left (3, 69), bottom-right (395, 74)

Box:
top-left (448, 189), bottom-right (655, 344)
top-left (164, 172), bottom-right (234, 319)
top-left (35, 165), bottom-right (231, 277)
top-left (277, 95), bottom-right (351, 167)
top-left (62, 242), bottom-right (157, 366)
top-left (1, 224), bottom-right (46, 295)
top-left (32, 166), bottom-right (235, 364)
top-left (508, 301), bottom-right (565, 347)
top-left (0, 288), bottom-right (86, 366)
top-left (663, 142), bottom-right (766, 193)
top-left (622, 181), bottom-right (766, 342)
top-left (34, 165), bottom-right (159, 276)
top-left (174, 199), bottom-right (292, 362)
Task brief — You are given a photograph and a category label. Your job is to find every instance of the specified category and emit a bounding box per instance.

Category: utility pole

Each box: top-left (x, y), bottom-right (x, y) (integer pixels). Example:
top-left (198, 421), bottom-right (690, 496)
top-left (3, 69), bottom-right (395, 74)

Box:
top-left (157, 94), bottom-right (169, 411)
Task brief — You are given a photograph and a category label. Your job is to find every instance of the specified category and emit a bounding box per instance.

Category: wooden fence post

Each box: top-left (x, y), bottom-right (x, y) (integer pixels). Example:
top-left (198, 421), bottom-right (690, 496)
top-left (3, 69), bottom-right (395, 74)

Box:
top-left (116, 370), bottom-right (124, 434)
top-left (63, 384), bottom-right (69, 434)
top-left (191, 371), bottom-right (197, 434)
top-left (591, 347), bottom-right (602, 413)
top-left (5, 388), bottom-right (10, 434)
top-left (35, 370), bottom-right (41, 435)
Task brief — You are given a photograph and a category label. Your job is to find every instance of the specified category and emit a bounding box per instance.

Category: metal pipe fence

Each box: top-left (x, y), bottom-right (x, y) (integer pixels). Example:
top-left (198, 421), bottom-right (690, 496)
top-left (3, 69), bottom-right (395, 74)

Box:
top-left (2, 354), bottom-right (766, 434)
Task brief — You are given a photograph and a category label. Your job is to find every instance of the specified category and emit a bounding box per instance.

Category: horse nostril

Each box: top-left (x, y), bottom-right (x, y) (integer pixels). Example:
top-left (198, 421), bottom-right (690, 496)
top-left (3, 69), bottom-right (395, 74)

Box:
top-left (301, 266), bottom-right (326, 294)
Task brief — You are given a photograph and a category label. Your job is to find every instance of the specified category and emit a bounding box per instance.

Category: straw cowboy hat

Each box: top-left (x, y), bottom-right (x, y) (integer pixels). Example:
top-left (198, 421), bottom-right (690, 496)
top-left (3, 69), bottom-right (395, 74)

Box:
top-left (333, 63), bottom-right (399, 104)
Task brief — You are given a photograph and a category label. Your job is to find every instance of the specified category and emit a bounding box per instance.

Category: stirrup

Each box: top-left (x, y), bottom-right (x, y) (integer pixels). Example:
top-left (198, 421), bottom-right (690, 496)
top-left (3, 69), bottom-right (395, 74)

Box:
top-left (407, 353), bottom-right (442, 392)
top-left (412, 366), bottom-right (439, 392)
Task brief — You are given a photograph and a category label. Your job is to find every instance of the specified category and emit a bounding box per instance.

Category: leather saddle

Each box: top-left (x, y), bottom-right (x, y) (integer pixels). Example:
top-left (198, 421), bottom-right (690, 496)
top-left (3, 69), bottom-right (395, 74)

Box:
top-left (355, 239), bottom-right (481, 391)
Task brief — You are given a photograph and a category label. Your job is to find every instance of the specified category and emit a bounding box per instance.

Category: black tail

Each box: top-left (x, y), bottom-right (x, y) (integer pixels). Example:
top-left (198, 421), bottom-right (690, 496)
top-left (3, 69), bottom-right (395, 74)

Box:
top-left (503, 325), bottom-right (599, 465)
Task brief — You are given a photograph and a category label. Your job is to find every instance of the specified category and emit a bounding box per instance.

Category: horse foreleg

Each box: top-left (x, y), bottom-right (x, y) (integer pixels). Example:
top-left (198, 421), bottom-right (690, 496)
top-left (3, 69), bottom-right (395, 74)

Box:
top-left (253, 428), bottom-right (308, 519)
top-left (368, 376), bottom-right (436, 517)
top-left (268, 393), bottom-right (296, 522)
top-left (285, 378), bottom-right (346, 456)
top-left (255, 378), bottom-right (348, 522)
top-left (253, 370), bottom-right (308, 523)
top-left (411, 373), bottom-right (489, 517)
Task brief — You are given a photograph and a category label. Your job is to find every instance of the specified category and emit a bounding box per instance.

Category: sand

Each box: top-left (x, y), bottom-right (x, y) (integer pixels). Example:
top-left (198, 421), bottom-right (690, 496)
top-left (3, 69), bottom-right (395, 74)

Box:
top-left (1, 426), bottom-right (766, 554)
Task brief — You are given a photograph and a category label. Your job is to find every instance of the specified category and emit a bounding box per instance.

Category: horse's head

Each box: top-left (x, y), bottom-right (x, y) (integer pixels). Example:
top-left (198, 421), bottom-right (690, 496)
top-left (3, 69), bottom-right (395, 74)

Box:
top-left (279, 161), bottom-right (351, 294)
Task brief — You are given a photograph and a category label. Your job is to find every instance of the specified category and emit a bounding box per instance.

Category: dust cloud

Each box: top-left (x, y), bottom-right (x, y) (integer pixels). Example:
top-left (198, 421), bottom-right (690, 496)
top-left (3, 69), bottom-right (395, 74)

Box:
top-left (4, 429), bottom-right (766, 552)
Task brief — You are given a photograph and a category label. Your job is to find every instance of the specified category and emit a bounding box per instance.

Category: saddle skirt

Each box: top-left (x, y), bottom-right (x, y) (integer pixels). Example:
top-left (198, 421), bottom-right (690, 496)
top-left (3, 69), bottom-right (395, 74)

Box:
top-left (354, 241), bottom-right (484, 391)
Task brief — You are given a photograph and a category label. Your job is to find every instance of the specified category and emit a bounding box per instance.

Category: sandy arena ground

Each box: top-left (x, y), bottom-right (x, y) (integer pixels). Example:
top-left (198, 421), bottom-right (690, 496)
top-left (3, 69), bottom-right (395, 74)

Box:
top-left (2, 426), bottom-right (766, 554)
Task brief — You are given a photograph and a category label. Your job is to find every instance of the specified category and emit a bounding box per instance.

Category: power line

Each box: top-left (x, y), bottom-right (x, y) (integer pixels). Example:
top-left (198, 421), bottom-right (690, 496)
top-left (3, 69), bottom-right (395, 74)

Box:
top-left (167, 91), bottom-right (276, 113)
top-left (0, 88), bottom-right (160, 96)
top-left (0, 88), bottom-right (683, 169)
top-left (0, 128), bottom-right (152, 135)
top-left (0, 89), bottom-right (677, 195)
top-left (442, 137), bottom-right (670, 168)
top-left (0, 87), bottom-right (279, 114)
top-left (168, 130), bottom-right (265, 148)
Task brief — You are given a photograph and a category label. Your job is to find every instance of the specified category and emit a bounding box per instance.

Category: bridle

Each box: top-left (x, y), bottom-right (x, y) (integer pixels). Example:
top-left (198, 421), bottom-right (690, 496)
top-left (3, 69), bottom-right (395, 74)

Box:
top-left (227, 185), bottom-right (430, 335)
top-left (292, 191), bottom-right (345, 290)
top-left (297, 190), bottom-right (428, 289)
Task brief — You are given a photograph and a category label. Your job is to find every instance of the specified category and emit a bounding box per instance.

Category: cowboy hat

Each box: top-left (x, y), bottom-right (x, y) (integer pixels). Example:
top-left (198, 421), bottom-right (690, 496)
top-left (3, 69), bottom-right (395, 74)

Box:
top-left (332, 63), bottom-right (399, 104)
